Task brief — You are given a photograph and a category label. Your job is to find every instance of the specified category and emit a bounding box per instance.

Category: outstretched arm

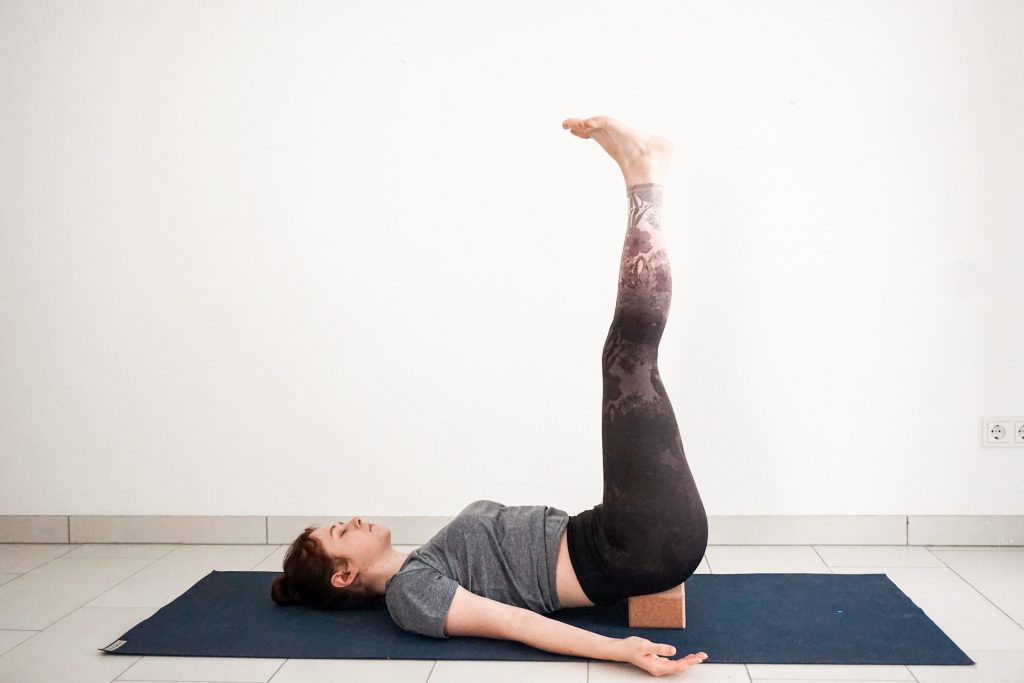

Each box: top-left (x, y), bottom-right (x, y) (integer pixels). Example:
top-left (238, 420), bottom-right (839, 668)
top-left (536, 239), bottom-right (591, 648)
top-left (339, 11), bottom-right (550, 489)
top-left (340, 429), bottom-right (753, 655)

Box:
top-left (443, 585), bottom-right (708, 676)
top-left (514, 608), bottom-right (709, 676)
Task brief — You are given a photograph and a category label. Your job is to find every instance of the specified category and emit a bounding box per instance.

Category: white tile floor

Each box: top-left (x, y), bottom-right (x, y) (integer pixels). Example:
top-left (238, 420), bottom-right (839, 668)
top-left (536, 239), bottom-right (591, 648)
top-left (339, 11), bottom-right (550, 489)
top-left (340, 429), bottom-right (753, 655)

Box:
top-left (0, 543), bottom-right (1021, 682)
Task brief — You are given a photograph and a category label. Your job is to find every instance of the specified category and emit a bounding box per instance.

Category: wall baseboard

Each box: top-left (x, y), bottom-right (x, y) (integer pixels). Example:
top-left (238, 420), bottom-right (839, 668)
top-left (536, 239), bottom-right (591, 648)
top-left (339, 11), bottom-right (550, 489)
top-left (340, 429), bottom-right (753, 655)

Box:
top-left (0, 515), bottom-right (1021, 546)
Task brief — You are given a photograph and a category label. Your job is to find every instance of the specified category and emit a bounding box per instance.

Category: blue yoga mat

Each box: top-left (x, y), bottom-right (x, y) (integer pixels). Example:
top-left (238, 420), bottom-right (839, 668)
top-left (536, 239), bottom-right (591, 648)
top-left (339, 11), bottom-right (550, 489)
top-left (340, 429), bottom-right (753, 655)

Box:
top-left (99, 571), bottom-right (974, 665)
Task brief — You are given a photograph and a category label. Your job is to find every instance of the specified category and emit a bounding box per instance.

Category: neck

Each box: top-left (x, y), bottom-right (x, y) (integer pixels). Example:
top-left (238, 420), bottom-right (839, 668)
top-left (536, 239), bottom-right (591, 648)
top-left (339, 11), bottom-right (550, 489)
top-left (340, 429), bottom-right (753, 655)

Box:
top-left (364, 548), bottom-right (410, 596)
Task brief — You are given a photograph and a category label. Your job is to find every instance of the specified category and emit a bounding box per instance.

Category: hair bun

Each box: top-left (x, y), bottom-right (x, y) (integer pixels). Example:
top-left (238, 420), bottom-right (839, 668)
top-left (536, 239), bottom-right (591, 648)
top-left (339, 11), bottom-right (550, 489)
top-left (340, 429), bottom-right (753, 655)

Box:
top-left (271, 574), bottom-right (304, 606)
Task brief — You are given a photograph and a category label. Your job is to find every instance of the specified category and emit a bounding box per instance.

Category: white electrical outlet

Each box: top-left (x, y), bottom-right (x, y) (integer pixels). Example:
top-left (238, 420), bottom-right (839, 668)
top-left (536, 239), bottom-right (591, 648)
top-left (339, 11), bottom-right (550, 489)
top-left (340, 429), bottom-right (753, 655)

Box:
top-left (983, 417), bottom-right (1024, 447)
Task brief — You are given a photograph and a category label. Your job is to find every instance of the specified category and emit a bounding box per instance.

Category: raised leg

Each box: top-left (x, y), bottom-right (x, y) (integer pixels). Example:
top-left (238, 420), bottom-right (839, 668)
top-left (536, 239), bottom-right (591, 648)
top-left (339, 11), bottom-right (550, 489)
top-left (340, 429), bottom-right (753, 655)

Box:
top-left (563, 117), bottom-right (708, 605)
top-left (599, 181), bottom-right (705, 581)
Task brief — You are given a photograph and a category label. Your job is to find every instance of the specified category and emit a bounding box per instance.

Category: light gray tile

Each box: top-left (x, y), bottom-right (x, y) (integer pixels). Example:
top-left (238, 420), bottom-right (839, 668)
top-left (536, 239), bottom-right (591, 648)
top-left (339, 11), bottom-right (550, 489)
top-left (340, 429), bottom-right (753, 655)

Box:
top-left (746, 662), bottom-right (914, 679)
top-left (115, 654), bottom-right (283, 681)
top-left (0, 544), bottom-right (80, 573)
top-left (926, 546), bottom-right (1016, 551)
top-left (269, 658), bottom-right (435, 682)
top-left (426, 660), bottom-right (586, 682)
top-left (704, 546), bottom-right (832, 574)
top-left (65, 544), bottom-right (179, 559)
top-left (268, 516), bottom-right (453, 546)
top-left (0, 517), bottom-right (69, 543)
top-left (909, 517), bottom-right (1024, 546)
top-left (252, 546), bottom-right (288, 572)
top-left (0, 606), bottom-right (152, 683)
top-left (908, 648), bottom-right (1024, 681)
top-left (928, 548), bottom-right (1024, 626)
top-left (831, 566), bottom-right (1024, 651)
top-left (814, 545), bottom-right (944, 568)
top-left (0, 556), bottom-right (156, 629)
top-left (750, 679), bottom-right (913, 682)
top-left (72, 516), bottom-right (266, 544)
top-left (0, 629), bottom-right (37, 656)
top-left (86, 545), bottom-right (278, 608)
top-left (591, 660), bottom-right (749, 680)
top-left (709, 517), bottom-right (906, 546)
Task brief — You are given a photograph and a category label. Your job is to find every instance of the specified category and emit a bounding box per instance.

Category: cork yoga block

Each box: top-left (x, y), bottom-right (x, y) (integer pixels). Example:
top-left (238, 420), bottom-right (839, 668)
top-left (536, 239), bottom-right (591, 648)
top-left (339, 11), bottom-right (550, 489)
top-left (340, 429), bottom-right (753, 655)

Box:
top-left (627, 583), bottom-right (686, 628)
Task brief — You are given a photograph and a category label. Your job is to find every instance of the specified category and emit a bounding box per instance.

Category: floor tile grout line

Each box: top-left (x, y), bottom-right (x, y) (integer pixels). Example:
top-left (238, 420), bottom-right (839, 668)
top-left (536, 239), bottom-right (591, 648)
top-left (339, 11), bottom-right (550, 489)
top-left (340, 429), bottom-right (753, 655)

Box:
top-left (0, 545), bottom-right (179, 657)
top-left (925, 546), bottom-right (1024, 633)
top-left (907, 654), bottom-right (923, 682)
top-left (424, 659), bottom-right (438, 682)
top-left (809, 546), bottom-right (836, 574)
top-left (250, 544), bottom-right (282, 571)
top-left (75, 549), bottom-right (185, 620)
top-left (0, 603), bottom-right (144, 680)
top-left (264, 656), bottom-right (289, 682)
top-left (0, 540), bottom-right (87, 652)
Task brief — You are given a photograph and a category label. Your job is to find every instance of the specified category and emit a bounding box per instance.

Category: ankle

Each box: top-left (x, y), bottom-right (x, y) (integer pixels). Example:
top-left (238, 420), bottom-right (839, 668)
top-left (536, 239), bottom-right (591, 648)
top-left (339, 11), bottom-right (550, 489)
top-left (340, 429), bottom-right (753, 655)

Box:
top-left (621, 163), bottom-right (665, 187)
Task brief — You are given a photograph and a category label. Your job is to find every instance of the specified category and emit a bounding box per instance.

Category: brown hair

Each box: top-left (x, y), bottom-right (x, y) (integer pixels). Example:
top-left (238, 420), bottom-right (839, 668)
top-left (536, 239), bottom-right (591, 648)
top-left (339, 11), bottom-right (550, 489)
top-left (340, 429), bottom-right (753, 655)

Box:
top-left (271, 525), bottom-right (386, 610)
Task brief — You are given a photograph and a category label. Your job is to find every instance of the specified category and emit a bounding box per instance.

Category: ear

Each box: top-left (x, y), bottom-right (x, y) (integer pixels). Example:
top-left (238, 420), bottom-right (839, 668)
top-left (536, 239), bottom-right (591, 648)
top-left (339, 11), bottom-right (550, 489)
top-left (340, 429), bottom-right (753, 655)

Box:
top-left (331, 563), bottom-right (357, 589)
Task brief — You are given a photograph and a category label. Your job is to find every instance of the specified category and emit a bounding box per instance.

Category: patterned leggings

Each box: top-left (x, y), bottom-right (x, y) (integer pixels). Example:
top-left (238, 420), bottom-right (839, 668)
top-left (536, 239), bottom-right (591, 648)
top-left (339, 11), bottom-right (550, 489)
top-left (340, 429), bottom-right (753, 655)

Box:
top-left (565, 183), bottom-right (709, 606)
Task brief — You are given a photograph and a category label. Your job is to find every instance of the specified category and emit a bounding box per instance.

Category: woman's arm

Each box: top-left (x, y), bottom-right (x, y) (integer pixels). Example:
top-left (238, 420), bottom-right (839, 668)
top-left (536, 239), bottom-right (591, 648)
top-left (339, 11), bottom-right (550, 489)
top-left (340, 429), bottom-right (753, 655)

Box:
top-left (514, 607), bottom-right (710, 676)
top-left (512, 607), bottom-right (623, 660)
top-left (444, 584), bottom-right (618, 658)
top-left (443, 585), bottom-right (708, 676)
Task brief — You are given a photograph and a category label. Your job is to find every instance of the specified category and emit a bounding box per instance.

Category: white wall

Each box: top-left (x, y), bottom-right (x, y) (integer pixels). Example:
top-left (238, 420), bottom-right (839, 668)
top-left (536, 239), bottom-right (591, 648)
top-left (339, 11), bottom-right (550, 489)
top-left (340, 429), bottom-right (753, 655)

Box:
top-left (1, 0), bottom-right (1021, 517)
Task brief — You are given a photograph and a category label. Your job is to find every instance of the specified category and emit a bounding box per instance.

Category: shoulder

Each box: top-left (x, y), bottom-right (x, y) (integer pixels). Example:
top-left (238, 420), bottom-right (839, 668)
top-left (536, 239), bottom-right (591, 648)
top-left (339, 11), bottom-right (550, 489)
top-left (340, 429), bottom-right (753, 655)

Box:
top-left (385, 566), bottom-right (459, 639)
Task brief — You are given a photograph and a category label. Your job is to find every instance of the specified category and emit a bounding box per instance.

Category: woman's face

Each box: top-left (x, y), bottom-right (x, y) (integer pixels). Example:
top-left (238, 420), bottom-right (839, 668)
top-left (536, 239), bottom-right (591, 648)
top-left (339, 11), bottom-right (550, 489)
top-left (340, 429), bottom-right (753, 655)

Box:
top-left (310, 517), bottom-right (392, 589)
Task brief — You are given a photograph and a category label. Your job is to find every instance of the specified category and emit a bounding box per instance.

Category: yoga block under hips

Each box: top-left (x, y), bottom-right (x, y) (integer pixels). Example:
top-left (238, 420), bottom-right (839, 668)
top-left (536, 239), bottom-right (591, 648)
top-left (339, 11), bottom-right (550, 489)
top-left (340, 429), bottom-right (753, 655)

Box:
top-left (627, 583), bottom-right (686, 628)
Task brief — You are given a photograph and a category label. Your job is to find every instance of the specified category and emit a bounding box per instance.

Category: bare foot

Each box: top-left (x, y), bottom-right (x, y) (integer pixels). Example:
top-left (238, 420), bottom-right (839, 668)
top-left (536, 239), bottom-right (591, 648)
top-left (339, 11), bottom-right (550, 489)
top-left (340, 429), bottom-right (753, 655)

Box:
top-left (561, 116), bottom-right (674, 185)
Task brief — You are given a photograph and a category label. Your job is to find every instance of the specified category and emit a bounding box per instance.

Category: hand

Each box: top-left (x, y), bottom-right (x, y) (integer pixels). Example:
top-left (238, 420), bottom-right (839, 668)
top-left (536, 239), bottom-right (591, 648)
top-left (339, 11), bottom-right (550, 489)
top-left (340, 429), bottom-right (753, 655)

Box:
top-left (615, 635), bottom-right (709, 677)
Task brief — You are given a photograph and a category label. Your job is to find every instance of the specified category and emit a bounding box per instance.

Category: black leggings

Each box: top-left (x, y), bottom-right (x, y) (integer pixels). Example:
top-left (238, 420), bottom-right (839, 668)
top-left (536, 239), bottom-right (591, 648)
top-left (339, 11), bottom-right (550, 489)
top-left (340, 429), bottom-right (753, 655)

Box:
top-left (565, 183), bottom-right (708, 606)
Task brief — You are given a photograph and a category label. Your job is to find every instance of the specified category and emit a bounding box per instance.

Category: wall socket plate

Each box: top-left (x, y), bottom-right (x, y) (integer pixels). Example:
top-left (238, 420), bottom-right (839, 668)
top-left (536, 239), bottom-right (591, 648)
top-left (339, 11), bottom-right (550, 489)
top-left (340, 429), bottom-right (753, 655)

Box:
top-left (982, 417), bottom-right (1024, 446)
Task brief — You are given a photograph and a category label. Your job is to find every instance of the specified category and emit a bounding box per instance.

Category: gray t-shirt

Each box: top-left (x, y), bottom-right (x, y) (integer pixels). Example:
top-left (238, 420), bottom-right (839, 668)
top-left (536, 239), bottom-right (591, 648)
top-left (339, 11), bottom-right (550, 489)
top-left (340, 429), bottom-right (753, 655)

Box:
top-left (383, 499), bottom-right (570, 639)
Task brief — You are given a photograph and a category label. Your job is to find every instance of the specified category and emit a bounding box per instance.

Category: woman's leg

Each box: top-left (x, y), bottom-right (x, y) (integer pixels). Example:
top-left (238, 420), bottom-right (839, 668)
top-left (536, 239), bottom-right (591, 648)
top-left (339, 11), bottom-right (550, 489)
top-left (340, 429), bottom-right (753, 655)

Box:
top-left (563, 117), bottom-right (708, 606)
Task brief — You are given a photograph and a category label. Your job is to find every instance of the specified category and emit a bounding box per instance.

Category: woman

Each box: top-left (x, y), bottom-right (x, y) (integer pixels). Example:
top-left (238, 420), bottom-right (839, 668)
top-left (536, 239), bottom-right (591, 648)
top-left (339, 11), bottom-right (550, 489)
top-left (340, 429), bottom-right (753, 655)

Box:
top-left (272, 116), bottom-right (710, 677)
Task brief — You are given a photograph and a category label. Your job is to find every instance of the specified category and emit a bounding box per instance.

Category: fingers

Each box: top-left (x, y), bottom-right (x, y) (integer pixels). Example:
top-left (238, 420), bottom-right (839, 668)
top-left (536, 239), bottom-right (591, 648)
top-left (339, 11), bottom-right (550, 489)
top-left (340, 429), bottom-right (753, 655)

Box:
top-left (651, 656), bottom-right (702, 676)
top-left (650, 642), bottom-right (707, 660)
